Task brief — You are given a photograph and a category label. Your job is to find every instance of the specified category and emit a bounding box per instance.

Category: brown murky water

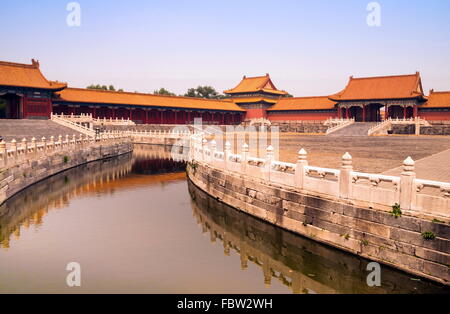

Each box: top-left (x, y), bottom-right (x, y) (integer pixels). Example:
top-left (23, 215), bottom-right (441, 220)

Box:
top-left (0, 145), bottom-right (448, 294)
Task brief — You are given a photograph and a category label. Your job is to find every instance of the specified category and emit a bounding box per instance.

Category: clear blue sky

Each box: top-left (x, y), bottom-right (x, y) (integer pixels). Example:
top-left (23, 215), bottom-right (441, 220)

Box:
top-left (1, 0), bottom-right (449, 96)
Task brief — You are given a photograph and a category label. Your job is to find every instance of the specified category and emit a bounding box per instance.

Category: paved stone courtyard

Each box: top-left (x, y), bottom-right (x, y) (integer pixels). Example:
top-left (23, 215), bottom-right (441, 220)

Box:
top-left (0, 120), bottom-right (81, 143)
top-left (222, 133), bottom-right (450, 178)
top-left (277, 134), bottom-right (450, 176)
top-left (280, 134), bottom-right (450, 175)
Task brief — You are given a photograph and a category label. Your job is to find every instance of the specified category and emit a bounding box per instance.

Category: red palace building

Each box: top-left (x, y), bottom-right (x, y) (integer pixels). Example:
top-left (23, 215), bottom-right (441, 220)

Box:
top-left (0, 60), bottom-right (244, 124)
top-left (1, 59), bottom-right (450, 123)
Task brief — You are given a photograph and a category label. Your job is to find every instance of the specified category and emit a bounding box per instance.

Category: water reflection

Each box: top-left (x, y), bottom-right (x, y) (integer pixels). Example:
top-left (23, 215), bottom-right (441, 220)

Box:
top-left (133, 144), bottom-right (186, 175)
top-left (188, 181), bottom-right (450, 294)
top-left (0, 145), bottom-right (185, 250)
top-left (0, 144), bottom-right (448, 293)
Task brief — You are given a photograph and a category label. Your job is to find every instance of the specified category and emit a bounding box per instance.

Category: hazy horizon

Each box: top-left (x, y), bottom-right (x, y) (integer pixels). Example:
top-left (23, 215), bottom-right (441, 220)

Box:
top-left (1, 0), bottom-right (449, 96)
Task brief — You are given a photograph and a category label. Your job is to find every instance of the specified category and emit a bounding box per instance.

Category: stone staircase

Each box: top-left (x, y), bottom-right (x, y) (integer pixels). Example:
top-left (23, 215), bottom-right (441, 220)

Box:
top-left (0, 119), bottom-right (82, 142)
top-left (328, 122), bottom-right (377, 137)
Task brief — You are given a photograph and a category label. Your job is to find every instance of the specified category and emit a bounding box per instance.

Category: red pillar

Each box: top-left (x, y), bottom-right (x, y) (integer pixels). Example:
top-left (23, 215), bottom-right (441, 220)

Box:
top-left (20, 96), bottom-right (25, 119)
top-left (346, 107), bottom-right (349, 119)
top-left (362, 105), bottom-right (366, 122)
top-left (174, 110), bottom-right (178, 124)
top-left (337, 106), bottom-right (341, 119)
top-left (413, 105), bottom-right (418, 118)
top-left (403, 106), bottom-right (407, 119)
top-left (47, 98), bottom-right (52, 119)
top-left (202, 112), bottom-right (206, 124)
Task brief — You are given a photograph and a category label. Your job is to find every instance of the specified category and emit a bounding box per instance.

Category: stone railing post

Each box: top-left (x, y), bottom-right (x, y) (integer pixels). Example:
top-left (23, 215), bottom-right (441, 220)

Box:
top-left (295, 148), bottom-right (308, 189)
top-left (58, 135), bottom-right (63, 150)
top-left (264, 145), bottom-right (274, 181)
top-left (210, 140), bottom-right (216, 167)
top-left (241, 143), bottom-right (248, 174)
top-left (42, 137), bottom-right (47, 154)
top-left (0, 141), bottom-right (6, 166)
top-left (50, 136), bottom-right (55, 152)
top-left (11, 139), bottom-right (18, 163)
top-left (415, 119), bottom-right (421, 136)
top-left (22, 138), bottom-right (28, 159)
top-left (339, 152), bottom-right (353, 199)
top-left (224, 141), bottom-right (231, 170)
top-left (400, 156), bottom-right (416, 210)
top-left (65, 135), bottom-right (70, 148)
top-left (31, 137), bottom-right (37, 158)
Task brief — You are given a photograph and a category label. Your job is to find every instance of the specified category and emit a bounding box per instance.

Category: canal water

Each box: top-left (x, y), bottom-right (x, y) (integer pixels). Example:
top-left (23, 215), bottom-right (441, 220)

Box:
top-left (0, 144), bottom-right (448, 294)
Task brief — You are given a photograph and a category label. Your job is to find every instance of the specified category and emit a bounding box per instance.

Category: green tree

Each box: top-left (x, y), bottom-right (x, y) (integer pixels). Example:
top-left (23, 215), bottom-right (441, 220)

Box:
top-left (153, 88), bottom-right (176, 96)
top-left (87, 84), bottom-right (124, 92)
top-left (184, 86), bottom-right (224, 99)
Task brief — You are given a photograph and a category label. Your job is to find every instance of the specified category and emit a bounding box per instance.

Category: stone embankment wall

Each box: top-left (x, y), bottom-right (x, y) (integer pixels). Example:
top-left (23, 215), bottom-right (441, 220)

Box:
top-left (187, 162), bottom-right (450, 285)
top-left (421, 122), bottom-right (450, 135)
top-left (132, 134), bottom-right (183, 147)
top-left (102, 124), bottom-right (196, 133)
top-left (0, 141), bottom-right (132, 204)
top-left (392, 121), bottom-right (450, 135)
top-left (266, 121), bottom-right (327, 133)
top-left (102, 121), bottom-right (328, 134)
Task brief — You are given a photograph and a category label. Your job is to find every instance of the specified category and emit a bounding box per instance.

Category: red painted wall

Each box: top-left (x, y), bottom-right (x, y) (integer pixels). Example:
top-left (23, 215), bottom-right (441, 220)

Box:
top-left (52, 104), bottom-right (243, 125)
top-left (245, 109), bottom-right (267, 120)
top-left (268, 111), bottom-right (337, 121)
top-left (23, 97), bottom-right (52, 119)
top-left (418, 111), bottom-right (450, 121)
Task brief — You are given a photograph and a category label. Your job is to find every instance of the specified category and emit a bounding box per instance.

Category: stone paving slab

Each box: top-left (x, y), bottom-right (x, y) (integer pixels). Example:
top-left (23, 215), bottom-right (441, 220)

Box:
top-left (277, 134), bottom-right (450, 175)
top-left (222, 133), bottom-right (450, 175)
top-left (383, 148), bottom-right (450, 182)
top-left (0, 119), bottom-right (82, 143)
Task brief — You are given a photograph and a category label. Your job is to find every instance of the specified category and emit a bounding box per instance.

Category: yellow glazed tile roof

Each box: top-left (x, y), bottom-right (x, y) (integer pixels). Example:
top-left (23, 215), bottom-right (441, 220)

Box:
top-left (224, 74), bottom-right (288, 95)
top-left (268, 96), bottom-right (337, 111)
top-left (0, 59), bottom-right (67, 90)
top-left (330, 73), bottom-right (424, 101)
top-left (55, 88), bottom-right (245, 111)
top-left (421, 90), bottom-right (450, 108)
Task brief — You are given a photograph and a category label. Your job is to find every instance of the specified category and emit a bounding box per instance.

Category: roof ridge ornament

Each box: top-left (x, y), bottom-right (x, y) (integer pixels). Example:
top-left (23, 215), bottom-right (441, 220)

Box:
top-left (31, 59), bottom-right (40, 68)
